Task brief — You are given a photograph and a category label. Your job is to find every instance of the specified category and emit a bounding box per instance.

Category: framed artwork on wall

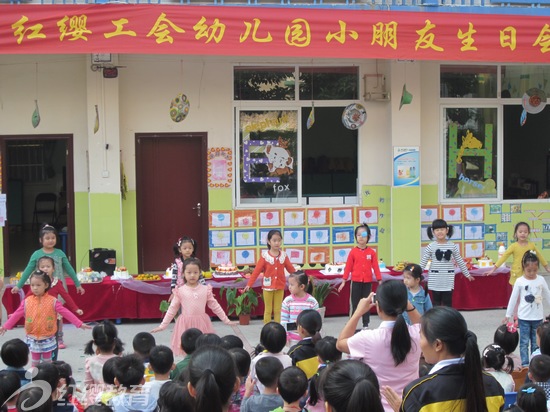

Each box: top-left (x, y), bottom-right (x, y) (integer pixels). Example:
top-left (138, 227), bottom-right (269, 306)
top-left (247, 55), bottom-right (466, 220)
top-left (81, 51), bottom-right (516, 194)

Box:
top-left (283, 228), bottom-right (306, 245)
top-left (464, 224), bottom-right (484, 240)
top-left (357, 208), bottom-right (378, 224)
top-left (259, 210), bottom-right (281, 226)
top-left (421, 206), bottom-right (439, 223)
top-left (332, 226), bottom-right (354, 244)
top-left (210, 249), bottom-right (232, 266)
top-left (307, 208), bottom-right (329, 225)
top-left (259, 228), bottom-right (281, 246)
top-left (234, 210), bottom-right (257, 227)
top-left (209, 230), bottom-right (232, 248)
top-left (308, 247), bottom-right (330, 264)
top-left (209, 211), bottom-right (232, 228)
top-left (333, 247), bottom-right (352, 263)
top-left (234, 229), bottom-right (257, 247)
top-left (308, 228), bottom-right (330, 245)
top-left (332, 208), bottom-right (353, 225)
top-left (286, 247), bottom-right (305, 264)
top-left (235, 249), bottom-right (256, 265)
top-left (464, 242), bottom-right (484, 258)
top-left (284, 209), bottom-right (305, 226)
top-left (464, 205), bottom-right (484, 221)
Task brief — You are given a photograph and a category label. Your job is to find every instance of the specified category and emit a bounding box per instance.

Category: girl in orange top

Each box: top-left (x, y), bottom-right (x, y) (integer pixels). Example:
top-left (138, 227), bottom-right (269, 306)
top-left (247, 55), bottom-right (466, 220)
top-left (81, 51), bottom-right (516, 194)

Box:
top-left (244, 229), bottom-right (296, 324)
top-left (0, 271), bottom-right (90, 366)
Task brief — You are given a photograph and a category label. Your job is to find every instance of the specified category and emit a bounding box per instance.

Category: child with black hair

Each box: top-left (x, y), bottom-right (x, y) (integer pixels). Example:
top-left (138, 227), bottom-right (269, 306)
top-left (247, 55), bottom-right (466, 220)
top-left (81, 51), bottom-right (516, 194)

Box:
top-left (281, 272), bottom-right (318, 344)
top-left (272, 366), bottom-right (309, 412)
top-left (169, 236), bottom-right (200, 291)
top-left (288, 309), bottom-right (322, 379)
top-left (306, 336), bottom-right (342, 412)
top-left (0, 271), bottom-right (90, 366)
top-left (505, 251), bottom-right (550, 366)
top-left (109, 354), bottom-right (157, 412)
top-left (195, 333), bottom-right (223, 347)
top-left (250, 322), bottom-right (292, 394)
top-left (1, 339), bottom-right (30, 386)
top-left (94, 356), bottom-right (121, 406)
top-left (402, 263), bottom-right (432, 325)
top-left (338, 223), bottom-right (381, 328)
top-left (0, 370), bottom-right (21, 411)
top-left (495, 323), bottom-right (522, 371)
top-left (132, 332), bottom-right (156, 382)
top-left (529, 354), bottom-right (550, 401)
top-left (143, 345), bottom-right (174, 400)
top-left (171, 328), bottom-right (202, 380)
top-left (16, 387), bottom-right (53, 412)
top-left (52, 360), bottom-right (83, 412)
top-left (33, 362), bottom-right (61, 409)
top-left (221, 334), bottom-right (244, 350)
top-left (84, 321), bottom-right (124, 406)
top-left (228, 348), bottom-right (252, 412)
top-left (155, 381), bottom-right (194, 412)
top-left (517, 383), bottom-right (548, 412)
top-left (481, 344), bottom-right (515, 392)
top-left (420, 218), bottom-right (473, 307)
top-left (322, 360), bottom-right (384, 412)
top-left (241, 357), bottom-right (284, 412)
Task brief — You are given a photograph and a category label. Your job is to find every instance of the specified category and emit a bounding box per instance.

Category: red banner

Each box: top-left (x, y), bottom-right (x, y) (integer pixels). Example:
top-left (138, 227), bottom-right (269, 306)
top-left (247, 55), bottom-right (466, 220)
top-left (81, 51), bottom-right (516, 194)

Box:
top-left (0, 4), bottom-right (549, 62)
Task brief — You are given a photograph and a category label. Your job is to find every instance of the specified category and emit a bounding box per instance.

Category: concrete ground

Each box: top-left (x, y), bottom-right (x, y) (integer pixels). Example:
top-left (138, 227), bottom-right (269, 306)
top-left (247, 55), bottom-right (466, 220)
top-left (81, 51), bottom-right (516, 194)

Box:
top-left (0, 305), bottom-right (509, 385)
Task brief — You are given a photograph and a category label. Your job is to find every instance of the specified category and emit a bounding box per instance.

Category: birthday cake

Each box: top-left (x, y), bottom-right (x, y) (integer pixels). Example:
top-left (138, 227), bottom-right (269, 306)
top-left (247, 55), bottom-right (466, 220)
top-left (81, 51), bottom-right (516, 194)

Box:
top-left (112, 267), bottom-right (132, 280)
top-left (214, 262), bottom-right (240, 278)
top-left (324, 262), bottom-right (346, 275)
top-left (477, 257), bottom-right (494, 268)
top-left (78, 267), bottom-right (103, 283)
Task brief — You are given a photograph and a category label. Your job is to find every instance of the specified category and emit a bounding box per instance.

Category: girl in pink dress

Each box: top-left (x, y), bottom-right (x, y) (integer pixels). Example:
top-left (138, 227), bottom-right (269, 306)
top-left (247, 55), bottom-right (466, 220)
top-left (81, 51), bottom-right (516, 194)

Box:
top-left (152, 258), bottom-right (236, 356)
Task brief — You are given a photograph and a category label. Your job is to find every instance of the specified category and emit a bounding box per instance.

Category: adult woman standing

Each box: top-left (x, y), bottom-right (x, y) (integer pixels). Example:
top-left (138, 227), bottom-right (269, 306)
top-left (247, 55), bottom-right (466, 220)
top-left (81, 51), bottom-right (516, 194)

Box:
top-left (336, 280), bottom-right (422, 412)
top-left (395, 306), bottom-right (504, 412)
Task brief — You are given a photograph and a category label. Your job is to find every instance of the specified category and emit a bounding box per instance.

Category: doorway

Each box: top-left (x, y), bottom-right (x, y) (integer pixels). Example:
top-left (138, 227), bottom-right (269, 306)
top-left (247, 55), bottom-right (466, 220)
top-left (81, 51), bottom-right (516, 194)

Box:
top-left (1, 135), bottom-right (75, 276)
top-left (136, 133), bottom-right (209, 272)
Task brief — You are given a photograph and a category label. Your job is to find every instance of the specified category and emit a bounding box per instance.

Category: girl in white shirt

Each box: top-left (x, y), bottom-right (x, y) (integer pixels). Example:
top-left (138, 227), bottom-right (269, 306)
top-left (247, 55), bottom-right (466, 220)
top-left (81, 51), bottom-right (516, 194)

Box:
top-left (505, 250), bottom-right (550, 366)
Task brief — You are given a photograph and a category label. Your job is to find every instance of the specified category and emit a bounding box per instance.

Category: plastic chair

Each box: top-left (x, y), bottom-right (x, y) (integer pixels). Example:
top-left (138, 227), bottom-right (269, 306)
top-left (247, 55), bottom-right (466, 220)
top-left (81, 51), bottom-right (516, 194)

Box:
top-left (504, 392), bottom-right (517, 409)
top-left (511, 367), bottom-right (529, 391)
top-left (32, 193), bottom-right (57, 231)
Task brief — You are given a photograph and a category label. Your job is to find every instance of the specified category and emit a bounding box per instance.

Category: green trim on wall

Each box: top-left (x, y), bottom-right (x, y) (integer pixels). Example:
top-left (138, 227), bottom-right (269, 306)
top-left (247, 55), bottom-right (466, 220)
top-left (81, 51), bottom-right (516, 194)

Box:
top-left (362, 185), bottom-right (391, 264)
top-left (421, 184), bottom-right (438, 204)
top-left (121, 191), bottom-right (138, 273)
top-left (392, 186), bottom-right (421, 263)
top-left (209, 188), bottom-right (232, 210)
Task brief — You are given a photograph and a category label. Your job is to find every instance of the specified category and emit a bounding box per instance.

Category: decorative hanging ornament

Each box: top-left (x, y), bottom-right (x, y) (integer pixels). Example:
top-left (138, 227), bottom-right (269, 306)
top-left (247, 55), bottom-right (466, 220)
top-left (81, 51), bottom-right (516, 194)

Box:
top-left (341, 103), bottom-right (367, 130)
top-left (399, 84), bottom-right (413, 110)
top-left (307, 102), bottom-right (315, 129)
top-left (94, 104), bottom-right (100, 134)
top-left (32, 100), bottom-right (40, 128)
top-left (169, 93), bottom-right (190, 123)
top-left (520, 109), bottom-right (527, 127)
top-left (522, 88), bottom-right (547, 114)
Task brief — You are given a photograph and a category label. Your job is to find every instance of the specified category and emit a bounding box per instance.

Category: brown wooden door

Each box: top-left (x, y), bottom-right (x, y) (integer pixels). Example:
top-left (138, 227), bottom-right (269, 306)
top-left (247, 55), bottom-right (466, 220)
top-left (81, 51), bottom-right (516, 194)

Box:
top-left (136, 133), bottom-right (209, 272)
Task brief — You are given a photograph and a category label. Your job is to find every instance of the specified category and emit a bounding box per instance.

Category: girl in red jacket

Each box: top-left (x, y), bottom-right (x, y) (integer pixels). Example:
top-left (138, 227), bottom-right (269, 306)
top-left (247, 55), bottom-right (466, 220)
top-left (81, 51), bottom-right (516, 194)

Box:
top-left (244, 229), bottom-right (296, 324)
top-left (338, 223), bottom-right (381, 328)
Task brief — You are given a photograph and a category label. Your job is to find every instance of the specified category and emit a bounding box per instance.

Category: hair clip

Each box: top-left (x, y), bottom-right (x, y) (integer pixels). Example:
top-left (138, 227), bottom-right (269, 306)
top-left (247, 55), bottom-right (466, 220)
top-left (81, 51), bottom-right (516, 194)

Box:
top-left (42, 224), bottom-right (54, 229)
top-left (522, 387), bottom-right (536, 394)
top-left (506, 322), bottom-right (517, 333)
top-left (530, 250), bottom-right (537, 255)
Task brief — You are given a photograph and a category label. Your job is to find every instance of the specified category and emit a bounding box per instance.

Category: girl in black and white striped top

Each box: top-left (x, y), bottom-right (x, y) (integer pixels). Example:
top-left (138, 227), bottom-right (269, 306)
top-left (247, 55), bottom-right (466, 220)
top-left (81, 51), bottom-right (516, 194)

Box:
top-left (420, 219), bottom-right (473, 307)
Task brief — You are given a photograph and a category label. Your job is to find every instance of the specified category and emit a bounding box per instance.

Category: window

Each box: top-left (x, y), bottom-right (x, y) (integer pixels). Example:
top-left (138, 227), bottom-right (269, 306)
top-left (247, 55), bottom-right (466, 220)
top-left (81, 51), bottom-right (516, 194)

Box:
top-left (235, 66), bottom-right (359, 207)
top-left (441, 64), bottom-right (549, 201)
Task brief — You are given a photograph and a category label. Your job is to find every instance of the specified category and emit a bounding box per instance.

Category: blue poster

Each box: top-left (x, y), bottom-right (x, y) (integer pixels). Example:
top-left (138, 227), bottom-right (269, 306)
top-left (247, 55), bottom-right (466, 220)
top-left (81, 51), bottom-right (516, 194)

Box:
top-left (393, 146), bottom-right (420, 187)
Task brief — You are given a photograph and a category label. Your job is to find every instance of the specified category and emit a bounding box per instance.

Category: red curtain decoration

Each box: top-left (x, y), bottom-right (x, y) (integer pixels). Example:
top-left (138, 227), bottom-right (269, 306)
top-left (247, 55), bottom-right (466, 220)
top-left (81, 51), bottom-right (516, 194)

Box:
top-left (0, 4), bottom-right (549, 62)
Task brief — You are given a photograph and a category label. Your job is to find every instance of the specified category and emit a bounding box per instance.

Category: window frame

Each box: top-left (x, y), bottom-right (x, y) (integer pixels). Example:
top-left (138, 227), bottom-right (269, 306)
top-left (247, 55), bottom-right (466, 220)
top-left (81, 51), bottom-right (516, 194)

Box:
top-left (233, 64), bottom-right (361, 209)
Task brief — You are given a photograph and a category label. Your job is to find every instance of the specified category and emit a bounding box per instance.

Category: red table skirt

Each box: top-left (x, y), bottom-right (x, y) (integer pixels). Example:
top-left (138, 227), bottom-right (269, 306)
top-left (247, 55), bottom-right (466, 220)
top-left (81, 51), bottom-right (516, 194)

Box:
top-left (1, 269), bottom-right (510, 323)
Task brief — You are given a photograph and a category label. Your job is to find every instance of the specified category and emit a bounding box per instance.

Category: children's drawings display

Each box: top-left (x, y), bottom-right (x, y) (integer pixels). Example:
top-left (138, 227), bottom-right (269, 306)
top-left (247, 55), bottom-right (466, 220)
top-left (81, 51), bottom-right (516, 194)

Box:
top-left (259, 210), bottom-right (280, 226)
top-left (210, 249), bottom-right (232, 265)
top-left (309, 228), bottom-right (330, 244)
top-left (308, 247), bottom-right (330, 264)
top-left (465, 205), bottom-right (484, 221)
top-left (235, 230), bottom-right (256, 247)
top-left (286, 248), bottom-right (305, 264)
top-left (464, 224), bottom-right (484, 240)
top-left (259, 228), bottom-right (281, 246)
top-left (332, 208), bottom-right (353, 224)
top-left (283, 228), bottom-right (305, 245)
top-left (210, 211), bottom-right (232, 228)
top-left (333, 248), bottom-right (352, 263)
top-left (234, 210), bottom-right (257, 227)
top-left (284, 210), bottom-right (305, 226)
top-left (464, 242), bottom-right (484, 258)
top-left (357, 208), bottom-right (378, 224)
top-left (307, 209), bottom-right (329, 225)
top-left (332, 227), bottom-right (354, 244)
top-left (421, 206), bottom-right (439, 223)
top-left (235, 249), bottom-right (256, 265)
top-left (442, 205), bottom-right (462, 222)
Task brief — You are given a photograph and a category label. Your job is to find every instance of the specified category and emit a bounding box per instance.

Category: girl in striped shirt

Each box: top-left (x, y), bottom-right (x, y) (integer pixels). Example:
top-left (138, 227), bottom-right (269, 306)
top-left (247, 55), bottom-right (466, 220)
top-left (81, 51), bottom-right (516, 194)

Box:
top-left (281, 272), bottom-right (319, 344)
top-left (420, 218), bottom-right (473, 307)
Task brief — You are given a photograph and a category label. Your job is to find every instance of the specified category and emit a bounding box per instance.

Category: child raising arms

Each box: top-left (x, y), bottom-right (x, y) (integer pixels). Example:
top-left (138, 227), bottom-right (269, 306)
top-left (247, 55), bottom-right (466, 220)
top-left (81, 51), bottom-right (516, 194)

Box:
top-left (151, 257), bottom-right (236, 356)
top-left (505, 251), bottom-right (550, 367)
top-left (0, 271), bottom-right (90, 366)
top-left (420, 218), bottom-right (473, 307)
top-left (244, 229), bottom-right (296, 324)
top-left (338, 223), bottom-right (381, 329)
top-left (487, 222), bottom-right (550, 285)
top-left (11, 224), bottom-right (85, 296)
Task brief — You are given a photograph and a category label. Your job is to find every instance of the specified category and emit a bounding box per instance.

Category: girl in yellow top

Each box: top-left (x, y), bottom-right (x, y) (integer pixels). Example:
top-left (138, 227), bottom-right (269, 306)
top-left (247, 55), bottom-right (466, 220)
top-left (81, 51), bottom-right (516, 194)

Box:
top-left (487, 221), bottom-right (550, 285)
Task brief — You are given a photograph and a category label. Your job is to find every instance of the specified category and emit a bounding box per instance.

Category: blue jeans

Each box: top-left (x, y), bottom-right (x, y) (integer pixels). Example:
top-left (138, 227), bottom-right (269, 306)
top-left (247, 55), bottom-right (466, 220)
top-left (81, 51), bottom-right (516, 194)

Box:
top-left (519, 319), bottom-right (542, 366)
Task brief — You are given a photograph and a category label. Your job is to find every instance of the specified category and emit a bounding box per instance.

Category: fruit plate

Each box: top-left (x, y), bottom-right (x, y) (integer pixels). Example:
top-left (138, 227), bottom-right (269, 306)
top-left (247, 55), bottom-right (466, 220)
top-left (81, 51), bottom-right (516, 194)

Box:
top-left (133, 275), bottom-right (163, 282)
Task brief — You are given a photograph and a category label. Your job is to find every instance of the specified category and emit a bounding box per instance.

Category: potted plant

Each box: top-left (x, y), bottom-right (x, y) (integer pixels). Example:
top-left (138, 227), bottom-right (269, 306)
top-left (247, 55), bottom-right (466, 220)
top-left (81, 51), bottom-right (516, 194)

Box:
top-left (309, 276), bottom-right (339, 319)
top-left (220, 283), bottom-right (261, 325)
